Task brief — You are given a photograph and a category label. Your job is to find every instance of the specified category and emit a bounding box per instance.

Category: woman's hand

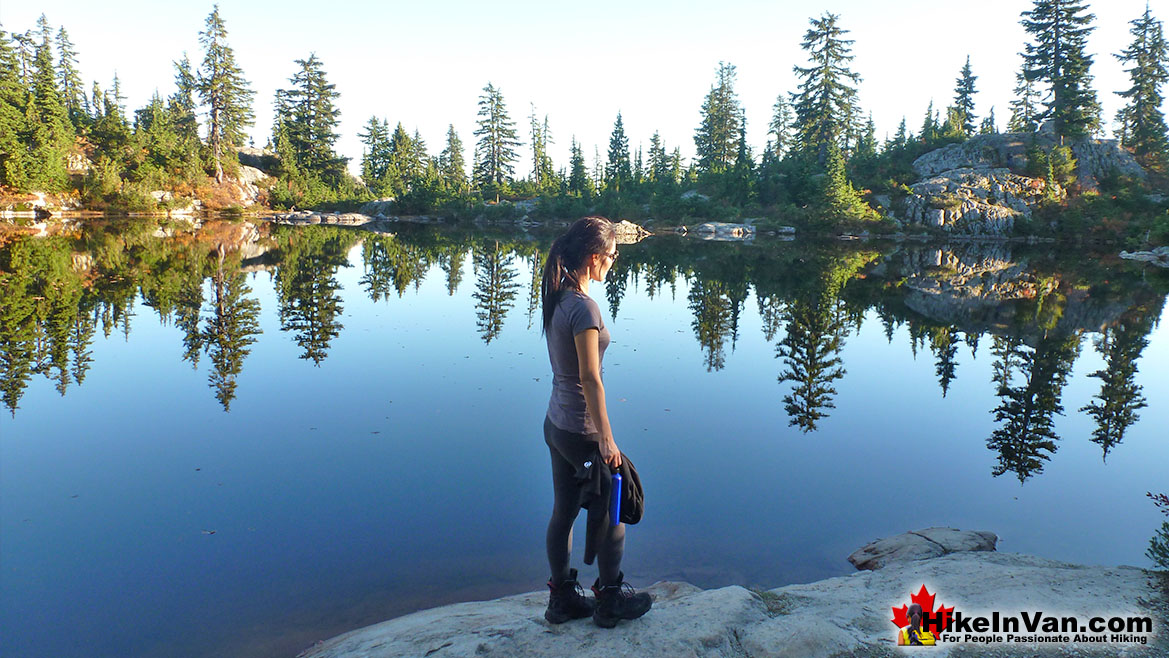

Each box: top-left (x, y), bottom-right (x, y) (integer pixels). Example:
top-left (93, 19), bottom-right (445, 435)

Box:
top-left (599, 435), bottom-right (622, 469)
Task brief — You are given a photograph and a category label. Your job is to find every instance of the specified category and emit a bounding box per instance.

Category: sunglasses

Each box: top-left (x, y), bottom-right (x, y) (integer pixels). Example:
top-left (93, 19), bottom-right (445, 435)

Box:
top-left (604, 250), bottom-right (619, 261)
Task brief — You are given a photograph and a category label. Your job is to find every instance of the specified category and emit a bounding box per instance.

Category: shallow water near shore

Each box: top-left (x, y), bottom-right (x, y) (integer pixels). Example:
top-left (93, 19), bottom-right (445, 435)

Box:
top-left (1, 220), bottom-right (1167, 657)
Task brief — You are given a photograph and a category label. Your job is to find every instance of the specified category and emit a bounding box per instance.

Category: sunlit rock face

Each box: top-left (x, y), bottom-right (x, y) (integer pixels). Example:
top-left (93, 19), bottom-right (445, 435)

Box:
top-left (901, 167), bottom-right (1055, 235)
top-left (901, 132), bottom-right (1146, 233)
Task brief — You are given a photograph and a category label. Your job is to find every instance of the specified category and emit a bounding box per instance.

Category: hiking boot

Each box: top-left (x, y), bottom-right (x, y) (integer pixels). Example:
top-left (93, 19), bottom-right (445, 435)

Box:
top-left (544, 568), bottom-right (595, 624)
top-left (591, 572), bottom-right (653, 628)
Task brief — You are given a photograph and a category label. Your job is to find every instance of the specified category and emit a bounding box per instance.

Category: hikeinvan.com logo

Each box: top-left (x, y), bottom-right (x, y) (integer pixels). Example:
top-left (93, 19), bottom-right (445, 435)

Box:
top-left (890, 585), bottom-right (1154, 647)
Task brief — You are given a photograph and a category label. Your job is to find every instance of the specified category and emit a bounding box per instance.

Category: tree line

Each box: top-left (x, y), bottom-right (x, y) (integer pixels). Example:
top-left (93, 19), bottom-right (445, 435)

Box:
top-left (1, 1), bottom-right (1166, 225)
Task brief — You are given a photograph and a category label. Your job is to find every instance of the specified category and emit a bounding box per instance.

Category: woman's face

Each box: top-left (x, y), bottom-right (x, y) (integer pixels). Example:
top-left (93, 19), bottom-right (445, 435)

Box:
top-left (589, 239), bottom-right (618, 282)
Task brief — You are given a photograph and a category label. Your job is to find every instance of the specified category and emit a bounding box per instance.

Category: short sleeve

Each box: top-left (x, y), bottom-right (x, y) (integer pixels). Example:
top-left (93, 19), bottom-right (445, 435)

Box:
top-left (568, 295), bottom-right (603, 336)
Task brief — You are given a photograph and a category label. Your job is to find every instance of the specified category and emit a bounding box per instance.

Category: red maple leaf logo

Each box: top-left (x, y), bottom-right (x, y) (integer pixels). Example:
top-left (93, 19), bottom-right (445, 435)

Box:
top-left (891, 584), bottom-right (954, 631)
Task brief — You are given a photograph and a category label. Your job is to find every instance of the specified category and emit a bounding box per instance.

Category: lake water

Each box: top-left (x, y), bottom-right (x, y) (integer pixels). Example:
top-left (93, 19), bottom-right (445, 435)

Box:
top-left (2, 219), bottom-right (1167, 657)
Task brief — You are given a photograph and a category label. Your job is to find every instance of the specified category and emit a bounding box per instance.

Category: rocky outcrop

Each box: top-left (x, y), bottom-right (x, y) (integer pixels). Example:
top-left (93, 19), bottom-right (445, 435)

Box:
top-left (297, 549), bottom-right (1164, 658)
top-left (900, 167), bottom-right (1058, 235)
top-left (612, 219), bottom-right (651, 244)
top-left (847, 527), bottom-right (997, 571)
top-left (1120, 247), bottom-right (1169, 268)
top-left (235, 146), bottom-right (280, 173)
top-left (692, 222), bottom-right (756, 241)
top-left (904, 133), bottom-right (1146, 233)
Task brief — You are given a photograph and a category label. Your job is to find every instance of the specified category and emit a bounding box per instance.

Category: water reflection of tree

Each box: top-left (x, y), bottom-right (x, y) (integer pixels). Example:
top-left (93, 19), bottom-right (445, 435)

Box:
top-left (773, 251), bottom-right (874, 432)
top-left (360, 235), bottom-right (430, 301)
top-left (606, 258), bottom-right (632, 321)
top-left (776, 296), bottom-right (848, 432)
top-left (929, 326), bottom-right (959, 397)
top-left (1079, 309), bottom-right (1156, 461)
top-left (275, 228), bottom-right (353, 365)
top-left (472, 241), bottom-right (520, 344)
top-left (688, 278), bottom-right (736, 371)
top-left (986, 333), bottom-right (1081, 483)
top-left (201, 252), bottom-right (262, 411)
top-left (526, 251), bottom-right (547, 330)
top-left (438, 244), bottom-right (466, 295)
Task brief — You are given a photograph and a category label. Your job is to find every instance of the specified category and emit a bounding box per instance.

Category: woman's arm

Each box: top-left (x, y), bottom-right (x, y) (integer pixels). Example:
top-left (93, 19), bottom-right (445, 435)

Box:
top-left (574, 328), bottom-right (621, 468)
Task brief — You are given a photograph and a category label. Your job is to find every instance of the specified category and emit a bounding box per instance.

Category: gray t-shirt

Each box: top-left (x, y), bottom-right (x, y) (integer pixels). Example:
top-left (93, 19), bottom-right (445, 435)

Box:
top-left (546, 290), bottom-right (610, 434)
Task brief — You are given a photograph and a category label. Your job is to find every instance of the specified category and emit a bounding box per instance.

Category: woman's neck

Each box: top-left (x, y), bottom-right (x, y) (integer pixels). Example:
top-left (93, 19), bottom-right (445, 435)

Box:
top-left (573, 270), bottom-right (590, 296)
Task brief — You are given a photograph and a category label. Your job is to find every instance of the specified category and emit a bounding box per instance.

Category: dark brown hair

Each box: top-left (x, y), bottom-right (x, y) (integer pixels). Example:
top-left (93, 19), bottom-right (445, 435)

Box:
top-left (540, 216), bottom-right (616, 334)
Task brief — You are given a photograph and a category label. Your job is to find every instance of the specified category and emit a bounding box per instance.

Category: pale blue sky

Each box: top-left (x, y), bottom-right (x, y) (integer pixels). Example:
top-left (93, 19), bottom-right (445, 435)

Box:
top-left (4, 0), bottom-right (1163, 177)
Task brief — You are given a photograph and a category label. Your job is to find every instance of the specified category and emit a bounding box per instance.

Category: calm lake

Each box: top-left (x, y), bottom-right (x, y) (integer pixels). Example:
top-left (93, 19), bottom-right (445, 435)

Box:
top-left (1, 219), bottom-right (1167, 657)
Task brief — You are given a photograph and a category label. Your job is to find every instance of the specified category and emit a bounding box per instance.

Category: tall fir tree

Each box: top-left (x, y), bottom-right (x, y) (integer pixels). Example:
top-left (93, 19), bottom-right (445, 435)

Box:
top-left (951, 55), bottom-right (978, 137)
top-left (358, 115), bottom-right (391, 192)
top-left (694, 62), bottom-right (742, 173)
top-left (54, 27), bottom-right (84, 127)
top-left (527, 105), bottom-right (555, 188)
top-left (1008, 68), bottom-right (1042, 132)
top-left (605, 112), bottom-right (631, 193)
top-left (472, 82), bottom-right (520, 194)
top-left (567, 138), bottom-right (593, 198)
top-left (0, 26), bottom-right (30, 188)
top-left (980, 106), bottom-right (998, 134)
top-left (28, 15), bottom-right (72, 190)
top-left (768, 92), bottom-right (793, 159)
top-left (791, 13), bottom-right (862, 164)
top-left (276, 54), bottom-right (344, 183)
top-left (1020, 0), bottom-right (1102, 139)
top-left (1114, 5), bottom-right (1169, 168)
top-left (197, 4), bottom-right (254, 183)
top-left (646, 131), bottom-right (668, 184)
top-left (438, 124), bottom-right (468, 193)
top-left (169, 54), bottom-right (200, 150)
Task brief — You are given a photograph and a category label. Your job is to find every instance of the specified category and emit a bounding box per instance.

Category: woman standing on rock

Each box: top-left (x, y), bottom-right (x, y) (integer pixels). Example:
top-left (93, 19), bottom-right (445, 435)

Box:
top-left (539, 216), bottom-right (652, 628)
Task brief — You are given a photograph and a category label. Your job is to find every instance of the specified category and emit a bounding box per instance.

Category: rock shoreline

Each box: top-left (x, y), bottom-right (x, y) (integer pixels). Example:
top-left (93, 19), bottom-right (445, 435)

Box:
top-left (296, 529), bottom-right (1166, 658)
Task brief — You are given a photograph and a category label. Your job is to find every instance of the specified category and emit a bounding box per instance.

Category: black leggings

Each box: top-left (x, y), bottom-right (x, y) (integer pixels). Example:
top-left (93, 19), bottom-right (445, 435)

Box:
top-left (544, 416), bottom-right (625, 586)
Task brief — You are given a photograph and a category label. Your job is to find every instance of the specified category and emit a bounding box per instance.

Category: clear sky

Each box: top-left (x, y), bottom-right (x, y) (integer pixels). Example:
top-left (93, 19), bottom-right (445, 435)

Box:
top-left (4, 0), bottom-right (1164, 177)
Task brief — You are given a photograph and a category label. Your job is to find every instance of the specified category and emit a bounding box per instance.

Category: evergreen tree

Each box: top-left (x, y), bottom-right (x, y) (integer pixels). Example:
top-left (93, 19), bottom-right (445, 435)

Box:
top-left (197, 4), bottom-right (254, 183)
top-left (694, 62), bottom-right (742, 173)
top-left (791, 13), bottom-right (862, 164)
top-left (821, 142), bottom-right (873, 220)
top-left (605, 112), bottom-right (631, 193)
top-left (358, 115), bottom-right (389, 192)
top-left (169, 54), bottom-right (201, 165)
top-left (0, 27), bottom-right (30, 188)
top-left (728, 122), bottom-right (755, 204)
top-left (277, 54), bottom-right (345, 183)
top-left (768, 92), bottom-right (793, 158)
top-left (646, 131), bottom-right (667, 184)
top-left (951, 55), bottom-right (978, 137)
top-left (567, 137), bottom-right (593, 198)
top-left (1114, 5), bottom-right (1169, 168)
top-left (1020, 0), bottom-right (1102, 139)
top-left (438, 124), bottom-right (468, 193)
top-left (472, 82), bottom-right (520, 194)
top-left (527, 105), bottom-right (555, 188)
top-left (919, 100), bottom-right (940, 144)
top-left (1008, 68), bottom-right (1042, 132)
top-left (980, 106), bottom-right (998, 134)
top-left (54, 27), bottom-right (84, 127)
top-left (27, 15), bottom-right (72, 190)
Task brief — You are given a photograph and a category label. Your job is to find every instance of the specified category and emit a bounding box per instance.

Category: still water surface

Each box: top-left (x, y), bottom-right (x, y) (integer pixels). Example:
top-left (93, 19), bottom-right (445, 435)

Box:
top-left (1, 220), bottom-right (1166, 657)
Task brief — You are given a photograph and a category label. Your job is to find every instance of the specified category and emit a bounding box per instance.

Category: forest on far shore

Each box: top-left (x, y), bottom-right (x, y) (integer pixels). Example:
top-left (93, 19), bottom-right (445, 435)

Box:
top-left (1, 2), bottom-right (1168, 243)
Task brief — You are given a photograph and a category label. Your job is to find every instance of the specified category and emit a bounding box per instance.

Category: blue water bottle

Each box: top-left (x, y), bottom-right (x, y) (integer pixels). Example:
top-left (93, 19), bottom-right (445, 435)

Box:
top-left (610, 472), bottom-right (622, 526)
